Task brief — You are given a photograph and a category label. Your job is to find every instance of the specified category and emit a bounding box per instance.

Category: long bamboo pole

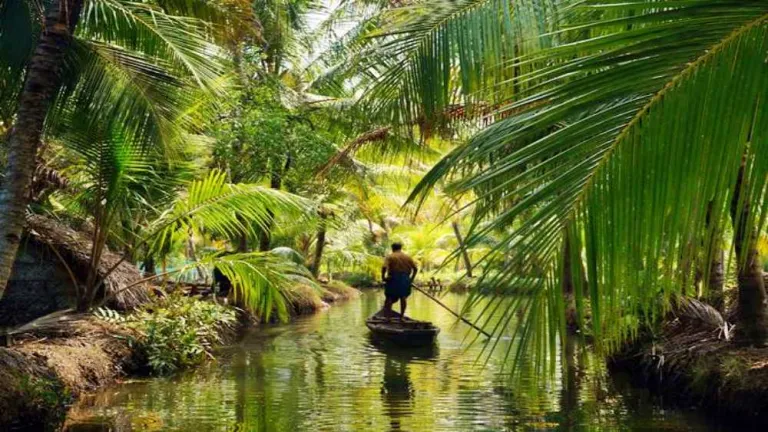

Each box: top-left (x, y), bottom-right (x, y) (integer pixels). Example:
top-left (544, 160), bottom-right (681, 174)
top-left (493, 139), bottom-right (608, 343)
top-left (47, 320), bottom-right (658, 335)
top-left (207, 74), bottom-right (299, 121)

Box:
top-left (412, 285), bottom-right (492, 338)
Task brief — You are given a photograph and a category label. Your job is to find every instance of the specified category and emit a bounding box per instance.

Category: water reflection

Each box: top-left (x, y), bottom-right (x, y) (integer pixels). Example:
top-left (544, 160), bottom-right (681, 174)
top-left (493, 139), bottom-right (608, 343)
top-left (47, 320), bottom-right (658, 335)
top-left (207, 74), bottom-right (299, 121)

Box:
top-left (370, 338), bottom-right (437, 431)
top-left (63, 291), bottom-right (721, 432)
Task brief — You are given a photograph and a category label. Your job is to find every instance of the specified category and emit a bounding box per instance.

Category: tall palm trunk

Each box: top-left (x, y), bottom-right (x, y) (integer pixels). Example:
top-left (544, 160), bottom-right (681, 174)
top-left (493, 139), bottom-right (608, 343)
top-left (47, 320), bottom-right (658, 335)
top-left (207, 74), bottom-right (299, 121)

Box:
top-left (451, 221), bottom-right (473, 277)
top-left (730, 161), bottom-right (768, 344)
top-left (560, 335), bottom-right (579, 428)
top-left (258, 157), bottom-right (289, 251)
top-left (0, 0), bottom-right (83, 297)
top-left (187, 230), bottom-right (205, 281)
top-left (310, 211), bottom-right (328, 278)
top-left (562, 235), bottom-right (578, 331)
top-left (706, 247), bottom-right (726, 312)
top-left (703, 202), bottom-right (725, 312)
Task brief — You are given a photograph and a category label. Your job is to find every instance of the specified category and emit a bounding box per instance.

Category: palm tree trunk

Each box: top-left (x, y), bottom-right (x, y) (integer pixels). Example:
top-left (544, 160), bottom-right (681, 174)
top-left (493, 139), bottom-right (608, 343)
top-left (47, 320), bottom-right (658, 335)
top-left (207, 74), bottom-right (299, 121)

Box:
top-left (142, 255), bottom-right (156, 277)
top-left (702, 202), bottom-right (725, 312)
top-left (706, 247), bottom-right (725, 312)
top-left (451, 221), bottom-right (473, 278)
top-left (730, 161), bottom-right (768, 344)
top-left (560, 335), bottom-right (579, 428)
top-left (562, 235), bottom-right (579, 331)
top-left (257, 214), bottom-right (272, 252)
top-left (187, 231), bottom-right (205, 281)
top-left (310, 214), bottom-right (328, 278)
top-left (257, 159), bottom-right (287, 252)
top-left (238, 231), bottom-right (249, 253)
top-left (0, 0), bottom-right (83, 298)
top-left (367, 218), bottom-right (376, 242)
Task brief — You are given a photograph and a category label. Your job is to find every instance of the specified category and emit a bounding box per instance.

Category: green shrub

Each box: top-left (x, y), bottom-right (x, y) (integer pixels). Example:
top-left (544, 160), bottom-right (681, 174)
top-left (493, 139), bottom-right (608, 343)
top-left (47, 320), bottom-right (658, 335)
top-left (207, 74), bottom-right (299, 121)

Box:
top-left (337, 272), bottom-right (377, 288)
top-left (18, 374), bottom-right (71, 420)
top-left (98, 295), bottom-right (237, 375)
top-left (287, 284), bottom-right (325, 314)
top-left (322, 280), bottom-right (360, 302)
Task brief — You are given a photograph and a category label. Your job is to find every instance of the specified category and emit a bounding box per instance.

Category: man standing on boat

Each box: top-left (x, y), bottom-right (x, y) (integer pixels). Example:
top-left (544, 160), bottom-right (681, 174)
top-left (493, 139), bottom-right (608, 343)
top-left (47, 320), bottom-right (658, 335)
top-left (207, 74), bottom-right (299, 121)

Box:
top-left (381, 242), bottom-right (418, 319)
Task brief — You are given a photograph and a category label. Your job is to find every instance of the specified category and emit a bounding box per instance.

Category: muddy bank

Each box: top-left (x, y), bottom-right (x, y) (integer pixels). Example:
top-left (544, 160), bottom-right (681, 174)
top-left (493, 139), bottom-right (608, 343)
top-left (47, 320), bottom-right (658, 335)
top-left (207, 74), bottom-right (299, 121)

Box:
top-left (0, 283), bottom-right (360, 430)
top-left (609, 302), bottom-right (768, 421)
top-left (0, 317), bottom-right (139, 430)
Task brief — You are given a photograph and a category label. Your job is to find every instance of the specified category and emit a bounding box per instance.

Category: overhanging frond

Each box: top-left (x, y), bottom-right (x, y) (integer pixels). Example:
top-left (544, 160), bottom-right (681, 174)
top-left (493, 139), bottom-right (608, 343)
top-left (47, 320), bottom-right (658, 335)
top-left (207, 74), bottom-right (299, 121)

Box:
top-left (408, 1), bottom-right (768, 369)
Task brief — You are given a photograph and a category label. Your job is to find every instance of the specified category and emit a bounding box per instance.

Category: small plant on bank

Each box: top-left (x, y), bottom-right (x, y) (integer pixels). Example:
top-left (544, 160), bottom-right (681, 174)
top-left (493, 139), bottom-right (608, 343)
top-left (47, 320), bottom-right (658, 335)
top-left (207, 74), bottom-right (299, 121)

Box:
top-left (18, 375), bottom-right (72, 424)
top-left (337, 272), bottom-right (377, 288)
top-left (323, 280), bottom-right (360, 301)
top-left (96, 295), bottom-right (237, 375)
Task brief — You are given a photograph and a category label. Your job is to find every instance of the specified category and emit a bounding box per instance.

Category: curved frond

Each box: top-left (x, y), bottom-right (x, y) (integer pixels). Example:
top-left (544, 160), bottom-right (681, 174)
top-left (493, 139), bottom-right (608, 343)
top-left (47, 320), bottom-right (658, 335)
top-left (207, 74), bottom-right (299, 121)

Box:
top-left (203, 252), bottom-right (315, 321)
top-left (353, 0), bottom-right (559, 130)
top-left (408, 1), bottom-right (768, 367)
top-left (148, 170), bottom-right (313, 253)
top-left (79, 0), bottom-right (224, 89)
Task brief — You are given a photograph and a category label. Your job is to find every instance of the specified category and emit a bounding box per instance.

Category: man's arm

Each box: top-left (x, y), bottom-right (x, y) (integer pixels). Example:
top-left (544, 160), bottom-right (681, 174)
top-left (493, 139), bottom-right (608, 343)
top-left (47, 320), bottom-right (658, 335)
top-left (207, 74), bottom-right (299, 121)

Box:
top-left (410, 258), bottom-right (418, 281)
top-left (381, 256), bottom-right (389, 282)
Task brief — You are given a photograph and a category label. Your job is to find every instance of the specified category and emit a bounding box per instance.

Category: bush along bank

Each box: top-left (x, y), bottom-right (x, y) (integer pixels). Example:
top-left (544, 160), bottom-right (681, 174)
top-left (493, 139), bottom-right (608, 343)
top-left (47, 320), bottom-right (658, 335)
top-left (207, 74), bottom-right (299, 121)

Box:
top-left (608, 298), bottom-right (768, 422)
top-left (0, 295), bottom-right (238, 430)
top-left (0, 283), bottom-right (361, 430)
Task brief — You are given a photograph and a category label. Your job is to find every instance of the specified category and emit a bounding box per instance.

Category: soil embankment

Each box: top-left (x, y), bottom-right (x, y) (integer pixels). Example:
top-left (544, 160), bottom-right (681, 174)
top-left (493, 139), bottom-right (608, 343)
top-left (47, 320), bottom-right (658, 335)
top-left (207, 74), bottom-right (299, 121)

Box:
top-left (0, 282), bottom-right (360, 430)
top-left (610, 303), bottom-right (768, 421)
top-left (0, 317), bottom-right (138, 430)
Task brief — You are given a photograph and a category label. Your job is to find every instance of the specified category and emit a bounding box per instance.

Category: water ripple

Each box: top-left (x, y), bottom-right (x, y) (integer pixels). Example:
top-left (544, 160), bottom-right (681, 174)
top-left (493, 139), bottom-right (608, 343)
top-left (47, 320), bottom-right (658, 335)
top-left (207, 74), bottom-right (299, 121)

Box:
top-left (65, 291), bottom-right (717, 432)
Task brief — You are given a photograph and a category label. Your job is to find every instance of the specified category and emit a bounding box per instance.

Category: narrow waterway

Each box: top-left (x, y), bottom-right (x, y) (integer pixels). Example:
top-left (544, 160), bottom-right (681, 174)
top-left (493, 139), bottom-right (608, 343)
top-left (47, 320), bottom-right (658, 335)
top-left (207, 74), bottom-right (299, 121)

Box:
top-left (65, 291), bottom-right (720, 431)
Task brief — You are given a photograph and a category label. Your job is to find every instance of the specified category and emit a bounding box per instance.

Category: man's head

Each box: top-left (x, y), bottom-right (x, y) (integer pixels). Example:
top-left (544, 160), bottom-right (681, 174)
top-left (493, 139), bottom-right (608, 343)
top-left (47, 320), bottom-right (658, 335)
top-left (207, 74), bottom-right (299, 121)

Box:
top-left (391, 242), bottom-right (403, 252)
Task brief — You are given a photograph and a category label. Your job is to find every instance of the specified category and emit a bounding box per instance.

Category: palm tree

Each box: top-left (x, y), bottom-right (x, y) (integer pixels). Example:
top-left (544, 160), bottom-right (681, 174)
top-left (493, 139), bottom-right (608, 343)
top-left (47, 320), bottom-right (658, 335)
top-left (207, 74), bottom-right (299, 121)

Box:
top-left (352, 0), bottom-right (768, 359)
top-left (52, 133), bottom-right (313, 314)
top-left (0, 0), bottom-right (85, 297)
top-left (0, 0), bottom-right (225, 297)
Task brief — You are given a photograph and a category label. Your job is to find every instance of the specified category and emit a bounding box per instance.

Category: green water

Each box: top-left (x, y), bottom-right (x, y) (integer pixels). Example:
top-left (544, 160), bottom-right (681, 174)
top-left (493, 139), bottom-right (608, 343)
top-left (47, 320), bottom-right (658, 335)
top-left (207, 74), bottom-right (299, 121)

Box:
top-left (65, 291), bottom-right (722, 431)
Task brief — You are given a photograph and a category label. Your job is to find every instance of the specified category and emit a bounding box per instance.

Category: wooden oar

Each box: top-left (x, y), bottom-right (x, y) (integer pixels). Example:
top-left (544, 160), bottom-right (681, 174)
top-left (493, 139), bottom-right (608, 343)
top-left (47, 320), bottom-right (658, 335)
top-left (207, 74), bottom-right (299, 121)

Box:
top-left (412, 285), bottom-right (492, 339)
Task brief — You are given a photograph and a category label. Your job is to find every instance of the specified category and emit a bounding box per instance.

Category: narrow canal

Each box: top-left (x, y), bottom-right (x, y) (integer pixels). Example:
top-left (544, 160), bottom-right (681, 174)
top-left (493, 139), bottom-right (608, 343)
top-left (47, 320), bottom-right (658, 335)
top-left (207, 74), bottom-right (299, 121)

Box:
top-left (65, 290), bottom-right (719, 431)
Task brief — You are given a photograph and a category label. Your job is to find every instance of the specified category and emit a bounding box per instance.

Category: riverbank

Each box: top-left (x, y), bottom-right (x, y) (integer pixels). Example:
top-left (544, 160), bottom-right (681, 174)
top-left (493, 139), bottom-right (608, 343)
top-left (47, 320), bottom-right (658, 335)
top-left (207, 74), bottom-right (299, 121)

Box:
top-left (0, 317), bottom-right (140, 429)
top-left (62, 290), bottom-right (720, 431)
top-left (609, 300), bottom-right (768, 422)
top-left (0, 281), bottom-right (359, 431)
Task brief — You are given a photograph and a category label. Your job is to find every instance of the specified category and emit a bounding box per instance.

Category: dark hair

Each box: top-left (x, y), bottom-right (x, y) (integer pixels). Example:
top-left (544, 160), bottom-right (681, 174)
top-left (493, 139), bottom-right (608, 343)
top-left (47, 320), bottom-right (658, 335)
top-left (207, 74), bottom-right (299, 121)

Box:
top-left (391, 242), bottom-right (403, 251)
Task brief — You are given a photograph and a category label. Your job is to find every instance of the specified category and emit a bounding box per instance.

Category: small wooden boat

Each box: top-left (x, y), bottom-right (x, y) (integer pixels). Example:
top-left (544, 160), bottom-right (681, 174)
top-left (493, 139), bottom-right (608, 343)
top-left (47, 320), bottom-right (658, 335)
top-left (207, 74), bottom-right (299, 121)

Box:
top-left (366, 312), bottom-right (440, 346)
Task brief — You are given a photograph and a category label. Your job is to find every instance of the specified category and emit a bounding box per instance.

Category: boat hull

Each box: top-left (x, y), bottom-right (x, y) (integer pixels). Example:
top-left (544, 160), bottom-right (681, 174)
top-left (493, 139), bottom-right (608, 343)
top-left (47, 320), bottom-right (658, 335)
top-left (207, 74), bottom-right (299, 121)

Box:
top-left (366, 314), bottom-right (439, 346)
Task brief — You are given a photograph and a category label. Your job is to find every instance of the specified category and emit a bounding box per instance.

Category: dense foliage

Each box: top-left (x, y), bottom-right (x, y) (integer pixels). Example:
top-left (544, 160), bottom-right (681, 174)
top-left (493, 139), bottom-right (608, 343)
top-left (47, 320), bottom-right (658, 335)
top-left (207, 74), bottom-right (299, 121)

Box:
top-left (4, 0), bottom-right (768, 383)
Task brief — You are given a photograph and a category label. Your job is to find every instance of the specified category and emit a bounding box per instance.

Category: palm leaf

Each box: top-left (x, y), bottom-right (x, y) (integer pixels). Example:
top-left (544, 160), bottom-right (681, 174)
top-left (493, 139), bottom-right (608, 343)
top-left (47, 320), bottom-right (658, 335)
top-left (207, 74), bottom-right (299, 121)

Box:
top-left (78, 0), bottom-right (224, 89)
top-left (188, 251), bottom-right (316, 321)
top-left (147, 170), bottom-right (313, 254)
top-left (407, 0), bottom-right (768, 367)
top-left (350, 0), bottom-right (559, 131)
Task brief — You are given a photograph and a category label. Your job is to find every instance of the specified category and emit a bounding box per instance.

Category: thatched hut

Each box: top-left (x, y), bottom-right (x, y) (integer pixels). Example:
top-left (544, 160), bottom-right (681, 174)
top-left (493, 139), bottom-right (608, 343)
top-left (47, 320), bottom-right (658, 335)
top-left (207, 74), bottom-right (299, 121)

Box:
top-left (0, 214), bottom-right (149, 327)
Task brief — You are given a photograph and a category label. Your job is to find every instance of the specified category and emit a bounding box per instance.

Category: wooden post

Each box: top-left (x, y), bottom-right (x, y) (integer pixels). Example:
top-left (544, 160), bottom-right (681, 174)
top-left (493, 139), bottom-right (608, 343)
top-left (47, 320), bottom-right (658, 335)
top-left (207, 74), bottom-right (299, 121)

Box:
top-left (0, 331), bottom-right (12, 347)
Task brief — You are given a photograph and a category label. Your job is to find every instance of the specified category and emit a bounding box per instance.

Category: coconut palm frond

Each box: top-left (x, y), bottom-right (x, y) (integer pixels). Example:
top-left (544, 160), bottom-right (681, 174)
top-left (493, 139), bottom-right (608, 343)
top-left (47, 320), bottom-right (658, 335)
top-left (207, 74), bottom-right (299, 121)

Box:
top-left (354, 0), bottom-right (559, 131)
top-left (79, 0), bottom-right (225, 90)
top-left (405, 0), bottom-right (768, 370)
top-left (182, 251), bottom-right (315, 321)
top-left (674, 297), bottom-right (726, 331)
top-left (50, 39), bottom-right (204, 151)
top-left (147, 170), bottom-right (313, 254)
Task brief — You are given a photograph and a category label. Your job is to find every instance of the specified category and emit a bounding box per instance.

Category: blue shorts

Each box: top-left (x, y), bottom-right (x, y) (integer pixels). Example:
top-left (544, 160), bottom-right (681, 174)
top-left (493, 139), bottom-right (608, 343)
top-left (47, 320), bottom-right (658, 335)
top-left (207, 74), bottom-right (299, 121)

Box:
top-left (385, 272), bottom-right (412, 299)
